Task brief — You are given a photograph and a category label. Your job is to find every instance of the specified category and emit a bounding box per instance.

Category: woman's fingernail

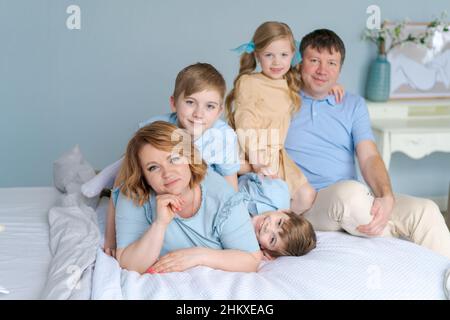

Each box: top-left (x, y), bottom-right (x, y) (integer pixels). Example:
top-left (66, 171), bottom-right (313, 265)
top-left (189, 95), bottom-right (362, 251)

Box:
top-left (145, 267), bottom-right (158, 274)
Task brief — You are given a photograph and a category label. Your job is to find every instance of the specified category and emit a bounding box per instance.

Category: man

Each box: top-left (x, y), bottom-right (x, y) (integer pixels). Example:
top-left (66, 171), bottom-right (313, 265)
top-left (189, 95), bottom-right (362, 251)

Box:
top-left (285, 29), bottom-right (450, 258)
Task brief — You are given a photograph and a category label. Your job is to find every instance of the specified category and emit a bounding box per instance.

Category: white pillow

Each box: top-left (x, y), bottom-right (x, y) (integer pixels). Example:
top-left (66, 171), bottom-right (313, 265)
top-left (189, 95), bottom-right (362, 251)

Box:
top-left (81, 157), bottom-right (123, 198)
top-left (53, 145), bottom-right (96, 193)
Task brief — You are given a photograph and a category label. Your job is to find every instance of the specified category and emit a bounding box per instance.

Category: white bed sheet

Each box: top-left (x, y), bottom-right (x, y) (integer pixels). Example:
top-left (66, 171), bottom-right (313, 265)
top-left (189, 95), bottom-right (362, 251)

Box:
top-left (0, 187), bottom-right (60, 299)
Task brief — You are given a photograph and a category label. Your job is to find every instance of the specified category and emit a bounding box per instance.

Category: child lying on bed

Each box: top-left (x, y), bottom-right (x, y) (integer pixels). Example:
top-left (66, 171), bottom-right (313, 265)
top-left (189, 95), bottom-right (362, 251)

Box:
top-left (150, 173), bottom-right (317, 273)
top-left (239, 172), bottom-right (317, 259)
top-left (113, 121), bottom-right (316, 274)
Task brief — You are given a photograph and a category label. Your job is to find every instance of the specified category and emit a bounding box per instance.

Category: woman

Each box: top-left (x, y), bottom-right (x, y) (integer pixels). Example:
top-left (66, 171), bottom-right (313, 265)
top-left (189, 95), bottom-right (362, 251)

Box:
top-left (113, 121), bottom-right (262, 274)
top-left (114, 121), bottom-right (316, 274)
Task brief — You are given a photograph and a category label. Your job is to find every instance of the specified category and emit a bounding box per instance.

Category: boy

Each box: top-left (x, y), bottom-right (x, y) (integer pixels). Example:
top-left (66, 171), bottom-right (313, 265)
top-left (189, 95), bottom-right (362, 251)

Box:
top-left (240, 173), bottom-right (316, 259)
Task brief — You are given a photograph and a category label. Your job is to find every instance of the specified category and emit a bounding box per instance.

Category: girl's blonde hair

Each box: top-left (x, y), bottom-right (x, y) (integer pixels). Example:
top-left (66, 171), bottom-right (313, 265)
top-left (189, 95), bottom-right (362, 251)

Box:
top-left (117, 121), bottom-right (208, 206)
top-left (225, 21), bottom-right (302, 128)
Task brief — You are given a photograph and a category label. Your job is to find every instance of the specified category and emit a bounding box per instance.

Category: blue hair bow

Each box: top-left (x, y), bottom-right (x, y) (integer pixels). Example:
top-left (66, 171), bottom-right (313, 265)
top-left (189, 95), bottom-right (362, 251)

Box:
top-left (291, 40), bottom-right (302, 66)
top-left (231, 39), bottom-right (302, 67)
top-left (231, 41), bottom-right (255, 54)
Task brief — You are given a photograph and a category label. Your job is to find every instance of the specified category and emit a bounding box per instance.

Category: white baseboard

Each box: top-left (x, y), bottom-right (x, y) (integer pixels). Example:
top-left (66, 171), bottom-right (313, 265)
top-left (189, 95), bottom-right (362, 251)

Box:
top-left (430, 196), bottom-right (448, 213)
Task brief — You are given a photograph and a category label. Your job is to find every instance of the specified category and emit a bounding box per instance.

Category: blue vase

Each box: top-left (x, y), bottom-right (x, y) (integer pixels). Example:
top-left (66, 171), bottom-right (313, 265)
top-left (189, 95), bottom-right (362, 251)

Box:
top-left (365, 54), bottom-right (391, 102)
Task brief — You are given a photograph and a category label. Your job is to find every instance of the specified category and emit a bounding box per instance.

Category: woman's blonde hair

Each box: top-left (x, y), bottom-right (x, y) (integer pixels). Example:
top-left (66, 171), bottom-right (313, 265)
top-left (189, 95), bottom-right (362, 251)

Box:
top-left (117, 121), bottom-right (208, 206)
top-left (225, 21), bottom-right (302, 128)
top-left (264, 210), bottom-right (317, 258)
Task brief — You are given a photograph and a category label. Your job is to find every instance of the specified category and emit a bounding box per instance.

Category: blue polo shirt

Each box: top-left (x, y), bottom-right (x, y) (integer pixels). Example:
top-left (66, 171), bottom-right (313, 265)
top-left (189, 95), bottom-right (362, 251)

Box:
top-left (285, 91), bottom-right (374, 190)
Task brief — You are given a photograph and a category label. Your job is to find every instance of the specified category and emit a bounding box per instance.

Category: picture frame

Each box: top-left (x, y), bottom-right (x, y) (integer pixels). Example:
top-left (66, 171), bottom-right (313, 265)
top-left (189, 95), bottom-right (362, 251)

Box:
top-left (386, 22), bottom-right (450, 99)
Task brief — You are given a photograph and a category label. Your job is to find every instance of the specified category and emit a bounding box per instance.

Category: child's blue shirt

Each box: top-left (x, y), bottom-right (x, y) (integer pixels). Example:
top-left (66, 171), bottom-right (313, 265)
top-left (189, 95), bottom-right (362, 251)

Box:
top-left (139, 113), bottom-right (240, 176)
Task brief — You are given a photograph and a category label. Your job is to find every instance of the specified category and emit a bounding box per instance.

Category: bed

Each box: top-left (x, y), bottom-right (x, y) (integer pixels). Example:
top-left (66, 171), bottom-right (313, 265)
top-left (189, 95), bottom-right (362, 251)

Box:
top-left (1, 150), bottom-right (450, 300)
top-left (0, 187), bottom-right (60, 299)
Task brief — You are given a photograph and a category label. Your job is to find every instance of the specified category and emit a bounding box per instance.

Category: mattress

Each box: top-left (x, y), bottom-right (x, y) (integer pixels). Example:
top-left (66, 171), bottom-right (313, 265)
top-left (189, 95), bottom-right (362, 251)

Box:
top-left (0, 187), bottom-right (60, 299)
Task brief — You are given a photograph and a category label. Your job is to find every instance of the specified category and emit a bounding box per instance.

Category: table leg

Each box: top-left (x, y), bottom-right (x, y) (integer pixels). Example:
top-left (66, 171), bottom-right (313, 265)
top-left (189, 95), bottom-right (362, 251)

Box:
top-left (380, 133), bottom-right (391, 170)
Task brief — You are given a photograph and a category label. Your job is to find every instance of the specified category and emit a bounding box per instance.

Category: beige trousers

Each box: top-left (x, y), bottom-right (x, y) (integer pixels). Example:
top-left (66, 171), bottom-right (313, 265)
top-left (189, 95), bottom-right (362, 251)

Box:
top-left (302, 180), bottom-right (450, 259)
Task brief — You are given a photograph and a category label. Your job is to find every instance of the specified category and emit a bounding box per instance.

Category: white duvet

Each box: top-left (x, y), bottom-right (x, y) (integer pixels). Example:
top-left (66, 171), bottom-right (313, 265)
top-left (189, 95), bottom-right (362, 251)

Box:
top-left (92, 230), bottom-right (450, 300)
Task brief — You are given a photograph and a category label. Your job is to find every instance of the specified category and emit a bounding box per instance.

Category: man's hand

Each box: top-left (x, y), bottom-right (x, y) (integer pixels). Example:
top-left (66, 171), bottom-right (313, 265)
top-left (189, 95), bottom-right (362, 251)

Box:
top-left (151, 247), bottom-right (205, 273)
top-left (357, 196), bottom-right (395, 236)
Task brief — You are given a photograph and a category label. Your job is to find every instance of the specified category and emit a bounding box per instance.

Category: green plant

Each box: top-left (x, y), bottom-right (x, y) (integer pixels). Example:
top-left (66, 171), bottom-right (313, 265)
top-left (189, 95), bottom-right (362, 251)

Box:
top-left (363, 11), bottom-right (449, 55)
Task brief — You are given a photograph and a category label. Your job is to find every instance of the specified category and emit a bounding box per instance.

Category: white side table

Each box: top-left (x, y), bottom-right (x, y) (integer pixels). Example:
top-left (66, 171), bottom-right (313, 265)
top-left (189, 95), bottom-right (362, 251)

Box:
top-left (367, 99), bottom-right (450, 169)
top-left (367, 99), bottom-right (450, 211)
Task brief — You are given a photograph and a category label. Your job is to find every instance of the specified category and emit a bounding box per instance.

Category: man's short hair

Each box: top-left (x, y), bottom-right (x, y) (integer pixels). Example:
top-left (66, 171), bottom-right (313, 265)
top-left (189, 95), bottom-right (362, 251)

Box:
top-left (300, 29), bottom-right (346, 66)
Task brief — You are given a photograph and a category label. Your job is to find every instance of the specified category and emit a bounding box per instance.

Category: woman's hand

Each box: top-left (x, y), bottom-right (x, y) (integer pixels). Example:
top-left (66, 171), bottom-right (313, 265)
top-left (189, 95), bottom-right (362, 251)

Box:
top-left (329, 84), bottom-right (345, 103)
top-left (151, 247), bottom-right (206, 273)
top-left (155, 194), bottom-right (184, 226)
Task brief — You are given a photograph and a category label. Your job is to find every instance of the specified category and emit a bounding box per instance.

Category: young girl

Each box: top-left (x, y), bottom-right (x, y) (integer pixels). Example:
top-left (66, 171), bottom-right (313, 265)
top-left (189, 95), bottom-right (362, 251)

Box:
top-left (114, 121), bottom-right (316, 274)
top-left (226, 21), bottom-right (343, 214)
top-left (86, 63), bottom-right (241, 257)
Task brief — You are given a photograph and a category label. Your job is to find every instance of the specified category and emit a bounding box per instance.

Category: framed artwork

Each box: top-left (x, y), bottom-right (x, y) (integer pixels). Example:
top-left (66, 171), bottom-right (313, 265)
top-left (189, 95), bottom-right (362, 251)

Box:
top-left (386, 23), bottom-right (450, 99)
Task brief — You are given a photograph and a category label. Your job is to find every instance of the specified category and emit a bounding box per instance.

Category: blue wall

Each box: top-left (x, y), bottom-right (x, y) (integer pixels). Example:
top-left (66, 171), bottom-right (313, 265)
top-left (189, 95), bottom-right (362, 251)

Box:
top-left (1, 0), bottom-right (449, 199)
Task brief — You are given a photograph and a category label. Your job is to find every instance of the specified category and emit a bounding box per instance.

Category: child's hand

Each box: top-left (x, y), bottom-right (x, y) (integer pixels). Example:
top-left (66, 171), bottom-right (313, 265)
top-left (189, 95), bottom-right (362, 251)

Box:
top-left (252, 164), bottom-right (278, 179)
top-left (103, 207), bottom-right (117, 258)
top-left (329, 84), bottom-right (345, 103)
top-left (103, 242), bottom-right (116, 258)
top-left (155, 194), bottom-right (184, 226)
top-left (250, 150), bottom-right (279, 178)
top-left (103, 247), bottom-right (116, 258)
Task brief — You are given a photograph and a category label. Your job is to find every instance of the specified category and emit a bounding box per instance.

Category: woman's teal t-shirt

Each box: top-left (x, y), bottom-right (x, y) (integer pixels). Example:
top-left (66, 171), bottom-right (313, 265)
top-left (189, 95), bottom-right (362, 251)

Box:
top-left (113, 169), bottom-right (260, 256)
